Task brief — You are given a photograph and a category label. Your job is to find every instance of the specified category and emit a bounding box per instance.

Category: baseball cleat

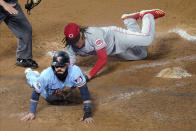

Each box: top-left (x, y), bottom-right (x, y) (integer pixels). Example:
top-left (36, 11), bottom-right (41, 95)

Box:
top-left (140, 9), bottom-right (165, 19)
top-left (121, 12), bottom-right (140, 20)
top-left (16, 58), bottom-right (38, 69)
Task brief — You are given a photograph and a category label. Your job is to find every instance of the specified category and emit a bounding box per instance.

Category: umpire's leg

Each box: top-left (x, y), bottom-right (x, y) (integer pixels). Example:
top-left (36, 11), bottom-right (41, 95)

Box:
top-left (4, 3), bottom-right (32, 59)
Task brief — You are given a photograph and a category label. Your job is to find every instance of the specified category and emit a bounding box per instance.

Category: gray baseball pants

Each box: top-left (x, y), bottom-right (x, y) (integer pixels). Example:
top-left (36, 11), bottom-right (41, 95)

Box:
top-left (113, 14), bottom-right (155, 60)
top-left (0, 2), bottom-right (32, 59)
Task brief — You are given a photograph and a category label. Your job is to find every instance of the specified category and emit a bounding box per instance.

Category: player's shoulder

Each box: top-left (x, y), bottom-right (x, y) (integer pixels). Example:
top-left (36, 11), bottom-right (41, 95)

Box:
top-left (40, 67), bottom-right (54, 78)
top-left (87, 27), bottom-right (102, 33)
top-left (67, 65), bottom-right (86, 85)
top-left (85, 27), bottom-right (104, 43)
top-left (68, 65), bottom-right (84, 78)
top-left (42, 67), bottom-right (53, 73)
top-left (68, 64), bottom-right (81, 72)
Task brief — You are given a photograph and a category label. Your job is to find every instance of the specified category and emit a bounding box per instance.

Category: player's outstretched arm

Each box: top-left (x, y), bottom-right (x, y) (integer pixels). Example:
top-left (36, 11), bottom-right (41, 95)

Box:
top-left (21, 90), bottom-right (40, 121)
top-left (82, 101), bottom-right (94, 123)
top-left (87, 47), bottom-right (108, 81)
top-left (78, 84), bottom-right (94, 123)
top-left (0, 0), bottom-right (18, 14)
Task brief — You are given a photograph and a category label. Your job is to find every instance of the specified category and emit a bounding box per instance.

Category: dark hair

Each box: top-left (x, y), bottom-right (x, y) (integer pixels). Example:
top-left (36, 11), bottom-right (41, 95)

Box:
top-left (79, 26), bottom-right (88, 35)
top-left (62, 26), bottom-right (88, 47)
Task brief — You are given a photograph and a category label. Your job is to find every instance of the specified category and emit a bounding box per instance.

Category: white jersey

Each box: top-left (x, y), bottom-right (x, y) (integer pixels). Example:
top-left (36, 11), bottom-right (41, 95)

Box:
top-left (66, 14), bottom-right (155, 63)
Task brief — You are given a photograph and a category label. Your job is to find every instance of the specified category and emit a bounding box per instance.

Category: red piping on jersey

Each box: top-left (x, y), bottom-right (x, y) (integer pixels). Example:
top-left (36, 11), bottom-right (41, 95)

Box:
top-left (88, 47), bottom-right (108, 78)
top-left (114, 15), bottom-right (152, 36)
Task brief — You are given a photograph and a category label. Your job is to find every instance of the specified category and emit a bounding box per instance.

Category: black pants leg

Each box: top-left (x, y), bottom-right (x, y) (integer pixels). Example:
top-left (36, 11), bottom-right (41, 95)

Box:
top-left (0, 3), bottom-right (32, 59)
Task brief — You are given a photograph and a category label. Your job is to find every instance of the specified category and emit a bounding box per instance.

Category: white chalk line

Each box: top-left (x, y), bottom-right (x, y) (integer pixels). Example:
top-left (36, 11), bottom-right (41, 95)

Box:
top-left (94, 90), bottom-right (143, 104)
top-left (169, 28), bottom-right (196, 41)
top-left (94, 82), bottom-right (194, 121)
top-left (0, 87), bottom-right (8, 94)
top-left (94, 81), bottom-right (192, 104)
top-left (153, 112), bottom-right (178, 121)
top-left (9, 112), bottom-right (27, 118)
top-left (117, 54), bottom-right (196, 73)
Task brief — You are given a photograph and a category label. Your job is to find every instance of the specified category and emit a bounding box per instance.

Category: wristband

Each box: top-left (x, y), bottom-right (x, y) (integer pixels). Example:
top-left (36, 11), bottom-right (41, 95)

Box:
top-left (83, 106), bottom-right (92, 120)
top-left (78, 84), bottom-right (91, 101)
top-left (30, 101), bottom-right (38, 114)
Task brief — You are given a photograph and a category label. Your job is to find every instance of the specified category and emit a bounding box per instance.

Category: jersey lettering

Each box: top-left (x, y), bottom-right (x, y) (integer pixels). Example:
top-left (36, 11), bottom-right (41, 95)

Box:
top-left (75, 76), bottom-right (83, 84)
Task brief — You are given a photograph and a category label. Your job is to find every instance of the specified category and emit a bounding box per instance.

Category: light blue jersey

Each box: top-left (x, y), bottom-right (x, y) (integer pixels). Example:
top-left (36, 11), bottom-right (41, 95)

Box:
top-left (26, 65), bottom-right (86, 99)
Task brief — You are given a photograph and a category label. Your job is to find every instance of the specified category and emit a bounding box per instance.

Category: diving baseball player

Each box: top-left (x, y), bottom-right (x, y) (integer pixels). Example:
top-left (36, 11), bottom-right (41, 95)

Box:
top-left (63, 9), bottom-right (165, 81)
top-left (21, 51), bottom-right (94, 123)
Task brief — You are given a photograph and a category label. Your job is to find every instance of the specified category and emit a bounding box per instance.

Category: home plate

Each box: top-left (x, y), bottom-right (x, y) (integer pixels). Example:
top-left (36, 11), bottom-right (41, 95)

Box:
top-left (156, 67), bottom-right (192, 78)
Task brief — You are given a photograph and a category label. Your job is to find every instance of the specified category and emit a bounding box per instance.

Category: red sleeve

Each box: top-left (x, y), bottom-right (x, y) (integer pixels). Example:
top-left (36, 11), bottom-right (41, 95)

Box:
top-left (88, 47), bottom-right (108, 78)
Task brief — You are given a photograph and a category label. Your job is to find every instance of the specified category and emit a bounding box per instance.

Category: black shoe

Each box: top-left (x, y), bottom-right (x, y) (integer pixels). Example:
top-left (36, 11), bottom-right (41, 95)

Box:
top-left (16, 58), bottom-right (38, 68)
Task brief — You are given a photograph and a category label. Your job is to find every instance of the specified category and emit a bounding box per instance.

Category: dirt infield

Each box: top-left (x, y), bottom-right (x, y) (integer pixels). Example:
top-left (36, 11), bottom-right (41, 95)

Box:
top-left (0, 0), bottom-right (196, 130)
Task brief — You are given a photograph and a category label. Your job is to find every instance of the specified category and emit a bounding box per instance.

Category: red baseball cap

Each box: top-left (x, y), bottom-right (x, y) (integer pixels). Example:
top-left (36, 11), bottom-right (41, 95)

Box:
top-left (64, 23), bottom-right (80, 45)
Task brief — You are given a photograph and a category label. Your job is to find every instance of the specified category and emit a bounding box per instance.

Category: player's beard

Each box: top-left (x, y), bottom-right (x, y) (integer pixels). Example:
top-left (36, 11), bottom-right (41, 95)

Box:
top-left (55, 69), bottom-right (68, 82)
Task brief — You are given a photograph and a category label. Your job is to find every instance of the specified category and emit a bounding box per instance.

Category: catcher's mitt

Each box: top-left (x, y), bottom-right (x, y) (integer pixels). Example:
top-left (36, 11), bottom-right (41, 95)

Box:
top-left (25, 0), bottom-right (41, 15)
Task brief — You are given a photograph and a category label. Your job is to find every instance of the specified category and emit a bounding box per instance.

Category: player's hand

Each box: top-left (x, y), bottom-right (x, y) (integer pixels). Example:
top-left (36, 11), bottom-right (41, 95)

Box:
top-left (81, 117), bottom-right (94, 123)
top-left (1, 1), bottom-right (18, 14)
top-left (85, 74), bottom-right (91, 82)
top-left (21, 113), bottom-right (35, 121)
top-left (83, 117), bottom-right (94, 123)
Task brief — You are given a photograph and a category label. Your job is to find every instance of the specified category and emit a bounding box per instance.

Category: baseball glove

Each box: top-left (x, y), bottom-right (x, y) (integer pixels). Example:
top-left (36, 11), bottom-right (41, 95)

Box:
top-left (25, 0), bottom-right (41, 15)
